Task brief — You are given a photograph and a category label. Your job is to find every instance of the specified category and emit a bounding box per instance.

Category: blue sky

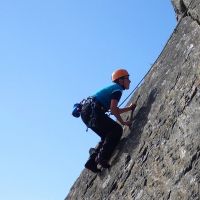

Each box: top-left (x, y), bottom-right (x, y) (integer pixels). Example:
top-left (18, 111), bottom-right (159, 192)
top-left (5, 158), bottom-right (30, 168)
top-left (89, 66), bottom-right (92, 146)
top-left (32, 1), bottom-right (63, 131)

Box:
top-left (0, 1), bottom-right (176, 200)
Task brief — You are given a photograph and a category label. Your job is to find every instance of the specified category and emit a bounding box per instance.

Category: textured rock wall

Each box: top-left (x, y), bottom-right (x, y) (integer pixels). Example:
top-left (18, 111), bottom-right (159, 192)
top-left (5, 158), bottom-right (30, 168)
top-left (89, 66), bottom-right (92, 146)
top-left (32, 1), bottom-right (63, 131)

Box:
top-left (66, 1), bottom-right (200, 199)
top-left (172, 0), bottom-right (200, 21)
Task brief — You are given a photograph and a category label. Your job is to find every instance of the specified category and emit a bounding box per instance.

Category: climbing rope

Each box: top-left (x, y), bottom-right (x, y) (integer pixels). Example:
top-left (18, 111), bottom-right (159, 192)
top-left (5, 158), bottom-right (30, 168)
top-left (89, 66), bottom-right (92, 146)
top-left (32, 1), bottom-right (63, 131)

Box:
top-left (119, 66), bottom-right (153, 108)
top-left (119, 0), bottom-right (195, 108)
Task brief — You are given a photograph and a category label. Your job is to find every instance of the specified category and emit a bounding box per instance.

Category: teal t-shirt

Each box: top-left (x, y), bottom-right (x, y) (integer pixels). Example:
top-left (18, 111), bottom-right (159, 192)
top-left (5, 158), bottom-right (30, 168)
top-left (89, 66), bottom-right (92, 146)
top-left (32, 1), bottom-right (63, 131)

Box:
top-left (93, 83), bottom-right (124, 111)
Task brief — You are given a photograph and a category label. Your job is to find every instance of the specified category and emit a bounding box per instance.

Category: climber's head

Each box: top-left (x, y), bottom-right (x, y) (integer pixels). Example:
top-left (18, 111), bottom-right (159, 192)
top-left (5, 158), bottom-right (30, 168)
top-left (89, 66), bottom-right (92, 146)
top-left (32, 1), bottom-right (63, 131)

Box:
top-left (111, 69), bottom-right (131, 89)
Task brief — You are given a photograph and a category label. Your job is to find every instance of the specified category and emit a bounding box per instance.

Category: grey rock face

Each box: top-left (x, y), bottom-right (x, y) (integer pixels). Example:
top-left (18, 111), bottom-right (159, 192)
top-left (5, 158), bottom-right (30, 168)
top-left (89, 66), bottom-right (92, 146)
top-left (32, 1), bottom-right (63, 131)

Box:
top-left (66, 1), bottom-right (200, 200)
top-left (172, 0), bottom-right (200, 21)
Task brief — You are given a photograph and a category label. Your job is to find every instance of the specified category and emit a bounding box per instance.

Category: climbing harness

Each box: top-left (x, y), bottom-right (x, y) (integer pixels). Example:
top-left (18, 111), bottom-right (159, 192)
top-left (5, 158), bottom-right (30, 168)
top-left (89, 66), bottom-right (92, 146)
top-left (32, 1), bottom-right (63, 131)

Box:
top-left (84, 97), bottom-right (97, 129)
top-left (77, 97), bottom-right (106, 131)
top-left (72, 96), bottom-right (106, 131)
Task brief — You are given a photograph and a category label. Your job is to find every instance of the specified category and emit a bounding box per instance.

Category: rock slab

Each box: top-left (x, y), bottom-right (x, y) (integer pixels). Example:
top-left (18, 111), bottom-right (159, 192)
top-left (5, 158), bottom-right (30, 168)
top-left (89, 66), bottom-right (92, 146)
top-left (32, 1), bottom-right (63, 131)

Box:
top-left (66, 1), bottom-right (200, 199)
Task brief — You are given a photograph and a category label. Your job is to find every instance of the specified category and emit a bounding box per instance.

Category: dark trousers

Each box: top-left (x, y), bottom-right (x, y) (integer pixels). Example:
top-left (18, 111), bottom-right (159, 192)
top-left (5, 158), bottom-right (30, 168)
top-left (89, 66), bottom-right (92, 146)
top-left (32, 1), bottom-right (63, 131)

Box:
top-left (81, 99), bottom-right (123, 161)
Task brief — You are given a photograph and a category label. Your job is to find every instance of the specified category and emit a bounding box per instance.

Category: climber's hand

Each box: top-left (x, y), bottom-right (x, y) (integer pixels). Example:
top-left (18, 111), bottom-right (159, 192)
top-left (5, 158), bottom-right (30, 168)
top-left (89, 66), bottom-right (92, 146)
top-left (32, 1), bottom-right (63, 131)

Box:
top-left (122, 120), bottom-right (132, 128)
top-left (129, 102), bottom-right (137, 111)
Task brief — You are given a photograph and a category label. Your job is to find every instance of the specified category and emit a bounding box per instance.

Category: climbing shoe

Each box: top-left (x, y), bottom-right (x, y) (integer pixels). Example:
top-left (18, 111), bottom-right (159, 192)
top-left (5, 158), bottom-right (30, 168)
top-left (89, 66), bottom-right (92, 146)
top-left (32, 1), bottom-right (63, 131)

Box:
top-left (96, 158), bottom-right (110, 169)
top-left (85, 153), bottom-right (101, 173)
top-left (85, 158), bottom-right (101, 173)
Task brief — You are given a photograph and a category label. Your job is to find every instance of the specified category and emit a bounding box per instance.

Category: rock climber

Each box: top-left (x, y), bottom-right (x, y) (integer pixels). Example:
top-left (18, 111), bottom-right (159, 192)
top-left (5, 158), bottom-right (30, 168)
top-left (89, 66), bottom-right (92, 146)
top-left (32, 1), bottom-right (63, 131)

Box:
top-left (80, 69), bottom-right (137, 172)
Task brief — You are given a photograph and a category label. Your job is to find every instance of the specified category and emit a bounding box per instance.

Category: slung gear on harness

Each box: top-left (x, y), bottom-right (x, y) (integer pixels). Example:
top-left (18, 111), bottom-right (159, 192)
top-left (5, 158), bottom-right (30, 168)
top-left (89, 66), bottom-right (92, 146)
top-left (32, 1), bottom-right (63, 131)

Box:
top-left (72, 97), bottom-right (99, 131)
top-left (72, 99), bottom-right (86, 118)
top-left (84, 97), bottom-right (97, 129)
top-left (80, 97), bottom-right (106, 131)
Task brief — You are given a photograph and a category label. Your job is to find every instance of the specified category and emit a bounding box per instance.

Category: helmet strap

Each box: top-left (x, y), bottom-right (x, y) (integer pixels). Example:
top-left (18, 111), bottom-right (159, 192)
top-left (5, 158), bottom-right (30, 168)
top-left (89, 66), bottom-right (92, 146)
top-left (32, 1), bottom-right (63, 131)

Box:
top-left (116, 78), bottom-right (126, 90)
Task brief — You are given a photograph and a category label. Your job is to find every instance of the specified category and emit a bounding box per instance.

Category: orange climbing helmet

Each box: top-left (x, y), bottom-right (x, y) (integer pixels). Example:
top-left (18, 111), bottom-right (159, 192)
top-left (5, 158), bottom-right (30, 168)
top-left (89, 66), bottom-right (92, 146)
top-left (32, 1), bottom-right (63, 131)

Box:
top-left (111, 69), bottom-right (129, 81)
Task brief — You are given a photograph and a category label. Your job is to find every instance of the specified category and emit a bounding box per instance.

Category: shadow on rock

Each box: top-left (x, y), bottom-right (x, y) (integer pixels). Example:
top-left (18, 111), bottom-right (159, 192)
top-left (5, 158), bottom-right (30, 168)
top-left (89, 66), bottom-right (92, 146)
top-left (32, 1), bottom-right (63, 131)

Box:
top-left (111, 88), bottom-right (158, 165)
